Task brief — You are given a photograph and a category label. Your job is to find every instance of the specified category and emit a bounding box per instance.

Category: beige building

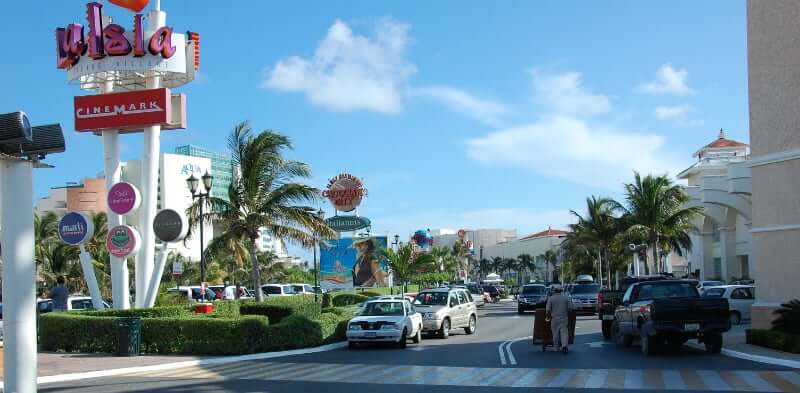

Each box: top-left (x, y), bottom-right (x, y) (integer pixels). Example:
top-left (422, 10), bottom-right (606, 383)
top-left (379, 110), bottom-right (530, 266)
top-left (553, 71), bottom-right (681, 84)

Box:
top-left (35, 176), bottom-right (107, 216)
top-left (747, 0), bottom-right (800, 329)
top-left (678, 130), bottom-right (752, 282)
top-left (479, 227), bottom-right (569, 283)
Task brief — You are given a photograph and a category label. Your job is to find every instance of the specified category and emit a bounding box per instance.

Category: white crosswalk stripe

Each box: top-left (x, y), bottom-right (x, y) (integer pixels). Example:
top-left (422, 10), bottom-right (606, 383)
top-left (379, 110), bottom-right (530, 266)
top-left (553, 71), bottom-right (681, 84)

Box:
top-left (122, 361), bottom-right (800, 391)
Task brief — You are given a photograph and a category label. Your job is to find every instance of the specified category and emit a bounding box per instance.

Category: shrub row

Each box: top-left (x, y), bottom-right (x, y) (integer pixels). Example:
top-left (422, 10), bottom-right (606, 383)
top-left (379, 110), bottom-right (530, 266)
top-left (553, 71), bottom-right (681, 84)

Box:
top-left (83, 306), bottom-right (191, 319)
top-left (331, 294), bottom-right (368, 307)
top-left (746, 329), bottom-right (800, 354)
top-left (239, 297), bottom-right (321, 323)
top-left (39, 312), bottom-right (351, 355)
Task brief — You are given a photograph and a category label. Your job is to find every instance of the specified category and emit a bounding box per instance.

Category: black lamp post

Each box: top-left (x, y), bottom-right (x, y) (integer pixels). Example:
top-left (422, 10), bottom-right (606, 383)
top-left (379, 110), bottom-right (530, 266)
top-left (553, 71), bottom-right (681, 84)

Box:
top-left (187, 171), bottom-right (213, 301)
top-left (314, 208), bottom-right (324, 302)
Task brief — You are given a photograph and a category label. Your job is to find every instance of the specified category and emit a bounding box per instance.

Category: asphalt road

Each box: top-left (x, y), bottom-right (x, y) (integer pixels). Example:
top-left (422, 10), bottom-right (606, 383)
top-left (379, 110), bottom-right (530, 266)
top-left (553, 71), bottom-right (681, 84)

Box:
top-left (42, 301), bottom-right (799, 393)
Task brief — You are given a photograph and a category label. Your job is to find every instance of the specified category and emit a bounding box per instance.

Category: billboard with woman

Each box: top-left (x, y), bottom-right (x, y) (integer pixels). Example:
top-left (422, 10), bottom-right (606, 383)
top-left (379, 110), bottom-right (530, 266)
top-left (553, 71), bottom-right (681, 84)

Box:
top-left (320, 236), bottom-right (388, 290)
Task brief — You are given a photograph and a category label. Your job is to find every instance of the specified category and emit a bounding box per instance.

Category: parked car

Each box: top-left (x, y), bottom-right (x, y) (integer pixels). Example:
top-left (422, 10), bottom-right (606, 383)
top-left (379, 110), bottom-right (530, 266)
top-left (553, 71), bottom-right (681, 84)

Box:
top-left (697, 280), bottom-right (724, 294)
top-left (569, 283), bottom-right (601, 315)
top-left (312, 286), bottom-right (327, 294)
top-left (67, 296), bottom-right (111, 310)
top-left (466, 284), bottom-right (485, 307)
top-left (612, 280), bottom-right (731, 355)
top-left (347, 299), bottom-right (423, 348)
top-left (261, 284), bottom-right (295, 297)
top-left (597, 275), bottom-right (670, 339)
top-left (291, 283), bottom-right (315, 295)
top-left (167, 286), bottom-right (216, 302)
top-left (483, 285), bottom-right (501, 303)
top-left (517, 284), bottom-right (547, 314)
top-left (702, 285), bottom-right (755, 325)
top-left (207, 285), bottom-right (226, 300)
top-left (575, 274), bottom-right (594, 283)
top-left (413, 287), bottom-right (478, 338)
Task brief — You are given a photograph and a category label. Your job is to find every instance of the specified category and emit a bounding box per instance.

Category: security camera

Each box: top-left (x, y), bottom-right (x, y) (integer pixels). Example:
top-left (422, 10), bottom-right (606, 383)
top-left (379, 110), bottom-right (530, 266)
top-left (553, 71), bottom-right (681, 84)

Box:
top-left (0, 111), bottom-right (33, 143)
top-left (0, 124), bottom-right (65, 159)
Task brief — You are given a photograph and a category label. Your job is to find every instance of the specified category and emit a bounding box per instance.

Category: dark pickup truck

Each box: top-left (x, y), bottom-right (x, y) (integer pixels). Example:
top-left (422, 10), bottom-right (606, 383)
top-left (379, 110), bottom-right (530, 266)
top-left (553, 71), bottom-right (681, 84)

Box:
top-left (598, 276), bottom-right (669, 339)
top-left (611, 280), bottom-right (730, 355)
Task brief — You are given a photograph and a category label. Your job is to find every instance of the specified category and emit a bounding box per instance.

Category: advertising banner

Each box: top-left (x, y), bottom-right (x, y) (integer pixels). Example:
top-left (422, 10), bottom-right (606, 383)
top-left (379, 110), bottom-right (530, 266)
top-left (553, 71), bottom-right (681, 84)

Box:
top-left (74, 88), bottom-right (171, 131)
top-left (320, 236), bottom-right (388, 290)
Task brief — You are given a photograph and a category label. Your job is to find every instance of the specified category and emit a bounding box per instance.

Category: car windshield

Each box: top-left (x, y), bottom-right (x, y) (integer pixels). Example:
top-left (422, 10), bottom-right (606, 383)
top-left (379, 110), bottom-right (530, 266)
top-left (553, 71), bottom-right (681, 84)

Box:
top-left (361, 302), bottom-right (404, 316)
top-left (702, 288), bottom-right (726, 298)
top-left (414, 292), bottom-right (448, 306)
top-left (637, 283), bottom-right (698, 300)
top-left (263, 286), bottom-right (282, 294)
top-left (485, 286), bottom-right (499, 293)
top-left (703, 281), bottom-right (723, 287)
top-left (571, 284), bottom-right (600, 294)
top-left (292, 285), bottom-right (305, 293)
top-left (522, 286), bottom-right (545, 295)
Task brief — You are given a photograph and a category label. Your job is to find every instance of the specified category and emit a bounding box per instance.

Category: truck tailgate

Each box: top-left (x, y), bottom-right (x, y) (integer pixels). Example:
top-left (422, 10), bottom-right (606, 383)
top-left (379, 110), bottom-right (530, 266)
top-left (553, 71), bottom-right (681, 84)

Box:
top-left (652, 298), bottom-right (729, 322)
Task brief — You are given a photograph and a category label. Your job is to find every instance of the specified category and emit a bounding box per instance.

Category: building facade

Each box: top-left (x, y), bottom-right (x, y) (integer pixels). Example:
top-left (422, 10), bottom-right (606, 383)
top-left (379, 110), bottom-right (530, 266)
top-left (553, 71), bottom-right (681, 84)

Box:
top-left (747, 0), bottom-right (800, 329)
top-left (480, 227), bottom-right (569, 283)
top-left (174, 145), bottom-right (234, 201)
top-left (678, 130), bottom-right (752, 282)
top-left (35, 177), bottom-right (107, 216)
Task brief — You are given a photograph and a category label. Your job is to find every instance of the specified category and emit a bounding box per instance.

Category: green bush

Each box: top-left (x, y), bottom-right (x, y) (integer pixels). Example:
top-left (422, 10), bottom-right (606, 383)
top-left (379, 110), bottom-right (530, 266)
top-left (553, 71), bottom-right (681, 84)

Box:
top-left (772, 299), bottom-right (800, 335)
top-left (322, 293), bottom-right (332, 308)
top-left (212, 301), bottom-right (241, 319)
top-left (40, 314), bottom-right (116, 352)
top-left (240, 297), bottom-right (321, 324)
top-left (83, 306), bottom-right (191, 319)
top-left (155, 291), bottom-right (191, 307)
top-left (747, 329), bottom-right (800, 353)
top-left (332, 294), bottom-right (368, 307)
top-left (358, 291), bottom-right (381, 297)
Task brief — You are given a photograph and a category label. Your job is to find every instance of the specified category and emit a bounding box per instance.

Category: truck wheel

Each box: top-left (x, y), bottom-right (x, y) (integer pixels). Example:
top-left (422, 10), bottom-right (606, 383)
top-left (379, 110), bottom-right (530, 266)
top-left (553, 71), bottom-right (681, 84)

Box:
top-left (348, 341), bottom-right (357, 349)
top-left (613, 320), bottom-right (633, 347)
top-left (397, 328), bottom-right (408, 348)
top-left (704, 333), bottom-right (722, 354)
top-left (518, 307), bottom-right (525, 314)
top-left (439, 318), bottom-right (450, 339)
top-left (729, 311), bottom-right (741, 326)
top-left (602, 320), bottom-right (612, 340)
top-left (412, 326), bottom-right (422, 343)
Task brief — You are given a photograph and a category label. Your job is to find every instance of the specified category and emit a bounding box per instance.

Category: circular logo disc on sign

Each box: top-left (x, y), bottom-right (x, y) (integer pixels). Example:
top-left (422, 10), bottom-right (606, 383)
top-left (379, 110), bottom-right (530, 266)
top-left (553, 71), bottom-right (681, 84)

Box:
top-left (58, 212), bottom-right (95, 245)
top-left (153, 209), bottom-right (188, 243)
top-left (106, 225), bottom-right (141, 258)
top-left (108, 182), bottom-right (141, 216)
top-left (324, 173), bottom-right (365, 212)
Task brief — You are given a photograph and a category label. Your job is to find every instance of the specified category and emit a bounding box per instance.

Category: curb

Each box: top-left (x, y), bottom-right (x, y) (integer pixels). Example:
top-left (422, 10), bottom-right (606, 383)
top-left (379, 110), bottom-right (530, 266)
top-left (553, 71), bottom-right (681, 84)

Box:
top-left (686, 342), bottom-right (800, 369)
top-left (0, 341), bottom-right (347, 388)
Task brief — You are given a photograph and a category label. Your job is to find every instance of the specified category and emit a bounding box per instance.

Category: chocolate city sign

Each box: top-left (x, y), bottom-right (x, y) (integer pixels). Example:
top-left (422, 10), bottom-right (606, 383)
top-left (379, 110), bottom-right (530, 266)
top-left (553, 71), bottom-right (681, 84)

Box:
top-left (322, 173), bottom-right (367, 212)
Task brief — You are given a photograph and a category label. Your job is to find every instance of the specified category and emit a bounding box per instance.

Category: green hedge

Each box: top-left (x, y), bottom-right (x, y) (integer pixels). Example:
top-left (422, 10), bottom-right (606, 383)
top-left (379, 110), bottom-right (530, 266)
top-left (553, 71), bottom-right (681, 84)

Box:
top-left (332, 294), bottom-right (368, 307)
top-left (240, 297), bottom-right (321, 324)
top-left (746, 329), bottom-right (800, 353)
top-left (322, 293), bottom-right (332, 308)
top-left (358, 291), bottom-right (382, 297)
top-left (211, 301), bottom-right (241, 319)
top-left (39, 313), bottom-right (116, 352)
top-left (82, 306), bottom-right (191, 319)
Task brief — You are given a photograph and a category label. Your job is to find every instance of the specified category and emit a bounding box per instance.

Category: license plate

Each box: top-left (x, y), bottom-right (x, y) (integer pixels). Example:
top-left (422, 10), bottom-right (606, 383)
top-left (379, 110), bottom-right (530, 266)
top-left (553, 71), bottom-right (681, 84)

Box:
top-left (685, 323), bottom-right (700, 332)
top-left (603, 315), bottom-right (615, 320)
top-left (365, 332), bottom-right (376, 337)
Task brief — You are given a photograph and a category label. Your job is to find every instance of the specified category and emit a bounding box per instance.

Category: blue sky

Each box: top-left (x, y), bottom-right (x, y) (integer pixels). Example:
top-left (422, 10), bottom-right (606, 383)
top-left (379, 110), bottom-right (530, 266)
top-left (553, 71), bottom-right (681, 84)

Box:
top-left (3, 1), bottom-right (748, 250)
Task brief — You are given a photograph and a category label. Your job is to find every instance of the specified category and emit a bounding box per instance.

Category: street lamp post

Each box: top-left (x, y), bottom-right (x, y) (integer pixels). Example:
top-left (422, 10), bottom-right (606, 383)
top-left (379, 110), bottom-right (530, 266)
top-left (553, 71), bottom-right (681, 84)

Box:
top-left (187, 171), bottom-right (213, 301)
top-left (314, 208), bottom-right (324, 302)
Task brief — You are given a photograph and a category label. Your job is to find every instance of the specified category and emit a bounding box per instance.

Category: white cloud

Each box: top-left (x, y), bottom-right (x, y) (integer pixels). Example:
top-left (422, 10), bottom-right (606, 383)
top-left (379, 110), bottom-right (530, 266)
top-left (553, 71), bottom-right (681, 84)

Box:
top-left (639, 64), bottom-right (695, 95)
top-left (529, 69), bottom-right (611, 117)
top-left (466, 115), bottom-right (682, 190)
top-left (263, 19), bottom-right (416, 114)
top-left (654, 105), bottom-right (693, 120)
top-left (410, 86), bottom-right (510, 126)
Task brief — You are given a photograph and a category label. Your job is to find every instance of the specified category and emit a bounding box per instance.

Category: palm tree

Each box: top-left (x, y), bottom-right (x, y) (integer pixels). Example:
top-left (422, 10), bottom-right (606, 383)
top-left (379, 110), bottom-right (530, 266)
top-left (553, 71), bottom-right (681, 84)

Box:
top-left (491, 257), bottom-right (504, 275)
top-left (569, 196), bottom-right (620, 285)
top-left (477, 258), bottom-right (492, 278)
top-left (517, 254), bottom-right (535, 283)
top-left (203, 230), bottom-right (249, 296)
top-left (614, 172), bottom-right (701, 275)
top-left (539, 249), bottom-right (559, 283)
top-left (381, 244), bottom-right (435, 294)
top-left (34, 212), bottom-right (60, 275)
top-left (188, 122), bottom-right (334, 301)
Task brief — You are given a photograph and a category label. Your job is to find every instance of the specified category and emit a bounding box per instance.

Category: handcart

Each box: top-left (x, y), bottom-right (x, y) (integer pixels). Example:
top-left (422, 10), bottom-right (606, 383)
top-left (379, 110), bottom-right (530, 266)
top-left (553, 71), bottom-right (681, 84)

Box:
top-left (532, 308), bottom-right (577, 352)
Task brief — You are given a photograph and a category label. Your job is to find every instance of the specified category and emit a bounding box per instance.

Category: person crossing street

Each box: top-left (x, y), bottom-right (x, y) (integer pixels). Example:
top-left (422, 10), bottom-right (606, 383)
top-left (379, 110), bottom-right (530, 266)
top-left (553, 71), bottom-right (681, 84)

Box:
top-left (546, 284), bottom-right (573, 354)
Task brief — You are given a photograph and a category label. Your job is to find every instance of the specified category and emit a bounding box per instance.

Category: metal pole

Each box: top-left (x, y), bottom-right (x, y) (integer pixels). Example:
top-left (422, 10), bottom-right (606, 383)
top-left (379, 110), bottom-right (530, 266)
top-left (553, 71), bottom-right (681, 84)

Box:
top-left (79, 244), bottom-right (104, 309)
top-left (2, 160), bottom-right (36, 393)
top-left (314, 234), bottom-right (318, 302)
top-left (199, 195), bottom-right (205, 301)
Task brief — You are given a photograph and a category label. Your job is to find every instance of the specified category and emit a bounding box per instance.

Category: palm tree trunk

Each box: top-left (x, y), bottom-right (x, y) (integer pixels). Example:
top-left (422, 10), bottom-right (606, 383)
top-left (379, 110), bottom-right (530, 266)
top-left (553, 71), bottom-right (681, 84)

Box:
top-left (249, 238), bottom-right (263, 302)
top-left (647, 233), bottom-right (657, 275)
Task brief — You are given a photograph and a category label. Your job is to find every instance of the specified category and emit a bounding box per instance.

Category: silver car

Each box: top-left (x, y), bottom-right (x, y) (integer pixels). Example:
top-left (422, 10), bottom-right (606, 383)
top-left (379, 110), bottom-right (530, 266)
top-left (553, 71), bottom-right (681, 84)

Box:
top-left (413, 288), bottom-right (478, 338)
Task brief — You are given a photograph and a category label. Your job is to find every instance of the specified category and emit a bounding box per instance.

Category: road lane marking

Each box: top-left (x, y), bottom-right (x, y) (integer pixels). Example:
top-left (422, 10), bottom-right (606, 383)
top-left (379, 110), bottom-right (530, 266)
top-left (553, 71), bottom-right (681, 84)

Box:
top-left (510, 368), bottom-right (543, 387)
top-left (642, 369), bottom-right (665, 390)
top-left (719, 371), bottom-right (756, 391)
top-left (584, 369), bottom-right (608, 389)
top-left (698, 369), bottom-right (733, 391)
top-left (358, 365), bottom-right (406, 384)
top-left (623, 369), bottom-right (643, 390)
top-left (498, 336), bottom-right (531, 366)
top-left (270, 362), bottom-right (341, 381)
top-left (681, 369), bottom-right (707, 390)
top-left (760, 371), bottom-right (800, 393)
top-left (603, 369), bottom-right (626, 389)
top-left (776, 371), bottom-right (800, 389)
top-left (662, 370), bottom-right (687, 390)
top-left (735, 370), bottom-right (780, 392)
top-left (504, 341), bottom-right (517, 365)
top-left (565, 369), bottom-right (592, 388)
top-left (479, 368), bottom-right (514, 386)
top-left (498, 340), bottom-right (509, 365)
top-left (546, 369), bottom-right (576, 388)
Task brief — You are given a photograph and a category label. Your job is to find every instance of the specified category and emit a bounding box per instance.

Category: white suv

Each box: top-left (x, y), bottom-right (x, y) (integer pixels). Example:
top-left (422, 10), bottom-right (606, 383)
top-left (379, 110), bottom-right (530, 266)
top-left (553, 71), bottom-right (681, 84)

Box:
top-left (414, 287), bottom-right (478, 338)
top-left (347, 299), bottom-right (423, 348)
top-left (261, 284), bottom-right (294, 297)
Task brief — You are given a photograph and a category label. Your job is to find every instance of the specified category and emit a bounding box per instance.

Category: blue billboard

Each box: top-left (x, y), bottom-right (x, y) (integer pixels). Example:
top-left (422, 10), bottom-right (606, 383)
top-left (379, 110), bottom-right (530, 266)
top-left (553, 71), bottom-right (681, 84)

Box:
top-left (320, 236), bottom-right (388, 290)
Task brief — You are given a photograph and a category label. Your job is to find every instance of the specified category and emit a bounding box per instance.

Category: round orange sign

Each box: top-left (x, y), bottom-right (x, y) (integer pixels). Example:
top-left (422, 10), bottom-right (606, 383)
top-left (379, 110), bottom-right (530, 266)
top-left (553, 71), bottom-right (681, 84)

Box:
top-left (322, 173), bottom-right (366, 212)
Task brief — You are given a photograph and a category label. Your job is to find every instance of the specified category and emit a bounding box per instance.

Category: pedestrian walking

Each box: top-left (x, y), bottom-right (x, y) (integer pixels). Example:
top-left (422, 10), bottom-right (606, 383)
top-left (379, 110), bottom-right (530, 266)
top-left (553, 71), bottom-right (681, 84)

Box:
top-left (545, 284), bottom-right (572, 354)
top-left (50, 276), bottom-right (69, 312)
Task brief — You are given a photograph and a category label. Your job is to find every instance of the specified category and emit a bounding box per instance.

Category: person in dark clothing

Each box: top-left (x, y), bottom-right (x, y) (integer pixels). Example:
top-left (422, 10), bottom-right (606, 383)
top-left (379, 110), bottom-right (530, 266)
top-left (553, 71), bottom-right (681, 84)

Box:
top-left (50, 276), bottom-right (69, 312)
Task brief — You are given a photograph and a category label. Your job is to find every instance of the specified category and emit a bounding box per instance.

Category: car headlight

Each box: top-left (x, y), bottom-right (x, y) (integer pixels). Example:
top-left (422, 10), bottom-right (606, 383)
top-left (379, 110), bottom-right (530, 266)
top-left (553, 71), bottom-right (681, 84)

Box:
top-left (423, 312), bottom-right (438, 320)
top-left (348, 324), bottom-right (362, 331)
top-left (380, 323), bottom-right (398, 330)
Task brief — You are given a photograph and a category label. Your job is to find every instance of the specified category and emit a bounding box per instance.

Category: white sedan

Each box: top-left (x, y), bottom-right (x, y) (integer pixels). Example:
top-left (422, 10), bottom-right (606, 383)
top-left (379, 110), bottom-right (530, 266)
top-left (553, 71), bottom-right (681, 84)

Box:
top-left (701, 285), bottom-right (755, 325)
top-left (347, 299), bottom-right (423, 348)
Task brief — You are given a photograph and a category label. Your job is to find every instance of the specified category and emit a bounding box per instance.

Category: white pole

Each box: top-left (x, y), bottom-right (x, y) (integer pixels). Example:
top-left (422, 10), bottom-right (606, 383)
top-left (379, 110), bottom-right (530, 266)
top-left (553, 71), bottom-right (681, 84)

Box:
top-left (634, 253), bottom-right (640, 277)
top-left (79, 244), bottom-right (104, 309)
top-left (2, 160), bottom-right (37, 393)
top-left (597, 249), bottom-right (603, 288)
top-left (136, 8), bottom-right (166, 307)
top-left (101, 79), bottom-right (130, 310)
top-left (145, 245), bottom-right (170, 308)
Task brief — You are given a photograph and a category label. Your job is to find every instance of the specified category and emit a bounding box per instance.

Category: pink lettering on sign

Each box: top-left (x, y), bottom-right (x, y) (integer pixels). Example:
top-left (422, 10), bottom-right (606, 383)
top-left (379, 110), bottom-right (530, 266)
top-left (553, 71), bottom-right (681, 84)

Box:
top-left (107, 182), bottom-right (141, 215)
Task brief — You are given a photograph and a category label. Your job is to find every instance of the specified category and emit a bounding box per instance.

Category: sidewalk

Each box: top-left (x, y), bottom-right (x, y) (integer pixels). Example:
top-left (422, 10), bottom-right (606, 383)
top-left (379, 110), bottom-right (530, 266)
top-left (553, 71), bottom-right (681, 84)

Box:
top-left (719, 325), bottom-right (800, 367)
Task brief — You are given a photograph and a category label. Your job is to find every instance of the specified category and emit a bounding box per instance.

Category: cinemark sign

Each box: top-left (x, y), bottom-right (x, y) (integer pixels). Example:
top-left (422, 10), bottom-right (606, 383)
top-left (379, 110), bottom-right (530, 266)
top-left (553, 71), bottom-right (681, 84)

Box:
top-left (74, 88), bottom-right (171, 131)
